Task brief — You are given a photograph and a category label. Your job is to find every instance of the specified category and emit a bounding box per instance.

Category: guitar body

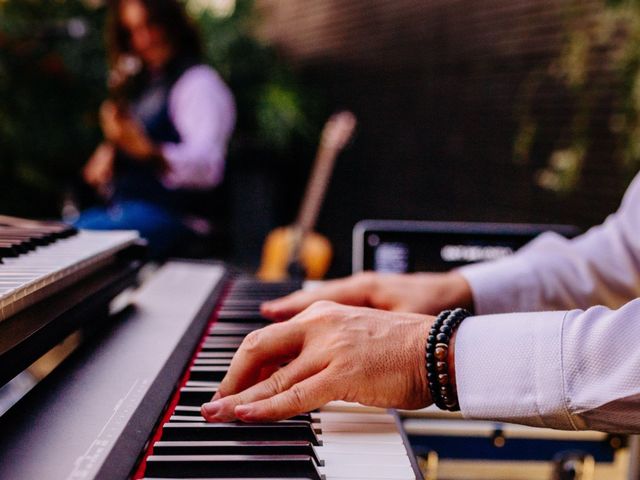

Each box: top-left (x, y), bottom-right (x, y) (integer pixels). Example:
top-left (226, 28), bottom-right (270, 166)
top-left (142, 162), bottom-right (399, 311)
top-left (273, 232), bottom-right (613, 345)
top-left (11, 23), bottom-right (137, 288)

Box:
top-left (258, 226), bottom-right (332, 281)
top-left (256, 111), bottom-right (356, 282)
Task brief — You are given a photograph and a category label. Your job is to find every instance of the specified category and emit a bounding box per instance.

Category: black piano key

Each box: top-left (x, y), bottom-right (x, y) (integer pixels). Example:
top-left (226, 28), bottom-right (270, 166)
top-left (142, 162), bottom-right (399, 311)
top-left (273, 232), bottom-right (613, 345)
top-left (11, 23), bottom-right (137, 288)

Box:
top-left (188, 366), bottom-right (228, 382)
top-left (0, 235), bottom-right (36, 250)
top-left (160, 422), bottom-right (321, 445)
top-left (288, 413), bottom-right (315, 423)
top-left (207, 331), bottom-right (251, 338)
top-left (220, 299), bottom-right (265, 308)
top-left (0, 243), bottom-right (19, 258)
top-left (152, 440), bottom-right (323, 465)
top-left (200, 346), bottom-right (239, 353)
top-left (0, 230), bottom-right (50, 246)
top-left (145, 454), bottom-right (323, 479)
top-left (179, 387), bottom-right (218, 406)
top-left (216, 311), bottom-right (266, 321)
top-left (0, 239), bottom-right (28, 254)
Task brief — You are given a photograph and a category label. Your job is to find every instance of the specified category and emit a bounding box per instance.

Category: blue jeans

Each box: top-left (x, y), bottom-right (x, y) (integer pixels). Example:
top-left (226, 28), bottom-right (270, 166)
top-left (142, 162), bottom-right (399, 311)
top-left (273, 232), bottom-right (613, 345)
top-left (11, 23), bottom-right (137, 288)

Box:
top-left (74, 200), bottom-right (188, 259)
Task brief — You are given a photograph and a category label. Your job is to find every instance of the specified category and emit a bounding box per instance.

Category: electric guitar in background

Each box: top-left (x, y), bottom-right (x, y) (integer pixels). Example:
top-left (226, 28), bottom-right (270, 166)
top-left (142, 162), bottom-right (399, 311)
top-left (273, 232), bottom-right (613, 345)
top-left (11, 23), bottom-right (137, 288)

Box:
top-left (257, 111), bottom-right (357, 281)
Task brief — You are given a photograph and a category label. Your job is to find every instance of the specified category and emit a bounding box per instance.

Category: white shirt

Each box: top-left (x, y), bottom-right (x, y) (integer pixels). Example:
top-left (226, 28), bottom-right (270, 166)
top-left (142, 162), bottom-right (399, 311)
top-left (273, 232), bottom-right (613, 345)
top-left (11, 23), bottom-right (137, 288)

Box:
top-left (456, 172), bottom-right (640, 433)
top-left (159, 65), bottom-right (236, 190)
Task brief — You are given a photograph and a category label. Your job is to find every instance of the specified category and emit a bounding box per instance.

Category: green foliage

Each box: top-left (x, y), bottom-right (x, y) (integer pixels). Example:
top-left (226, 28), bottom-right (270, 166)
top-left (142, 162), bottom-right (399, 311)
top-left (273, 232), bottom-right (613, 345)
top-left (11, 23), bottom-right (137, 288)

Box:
top-left (0, 0), bottom-right (107, 215)
top-left (194, 0), bottom-right (318, 151)
top-left (0, 0), bottom-right (318, 216)
top-left (513, 0), bottom-right (640, 192)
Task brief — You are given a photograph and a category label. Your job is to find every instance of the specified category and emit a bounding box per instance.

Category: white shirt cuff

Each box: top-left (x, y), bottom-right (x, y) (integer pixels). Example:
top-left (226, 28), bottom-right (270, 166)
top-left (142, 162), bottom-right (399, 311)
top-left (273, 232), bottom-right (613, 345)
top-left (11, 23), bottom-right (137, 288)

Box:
top-left (455, 310), bottom-right (576, 430)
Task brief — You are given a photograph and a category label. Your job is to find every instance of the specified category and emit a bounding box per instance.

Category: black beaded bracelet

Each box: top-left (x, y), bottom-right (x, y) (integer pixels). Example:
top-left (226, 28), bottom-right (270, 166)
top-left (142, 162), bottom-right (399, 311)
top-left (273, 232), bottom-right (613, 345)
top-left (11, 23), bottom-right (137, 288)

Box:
top-left (425, 308), bottom-right (471, 411)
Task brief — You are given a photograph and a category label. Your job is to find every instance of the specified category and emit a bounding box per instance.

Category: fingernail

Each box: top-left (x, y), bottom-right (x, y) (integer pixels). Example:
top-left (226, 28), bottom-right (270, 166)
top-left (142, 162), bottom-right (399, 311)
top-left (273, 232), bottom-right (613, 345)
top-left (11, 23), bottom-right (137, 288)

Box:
top-left (234, 404), bottom-right (253, 419)
top-left (201, 401), bottom-right (221, 417)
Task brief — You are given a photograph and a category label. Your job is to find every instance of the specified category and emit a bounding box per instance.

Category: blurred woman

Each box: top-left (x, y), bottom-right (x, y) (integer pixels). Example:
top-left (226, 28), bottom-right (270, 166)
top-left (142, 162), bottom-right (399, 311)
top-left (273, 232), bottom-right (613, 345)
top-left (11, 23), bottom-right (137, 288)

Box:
top-left (78, 0), bottom-right (235, 257)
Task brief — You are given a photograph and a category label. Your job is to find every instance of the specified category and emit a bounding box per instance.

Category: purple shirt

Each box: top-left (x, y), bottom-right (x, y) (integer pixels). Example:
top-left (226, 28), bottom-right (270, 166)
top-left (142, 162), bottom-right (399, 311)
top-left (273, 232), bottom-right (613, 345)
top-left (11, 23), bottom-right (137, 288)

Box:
top-left (159, 65), bottom-right (235, 190)
top-left (456, 172), bottom-right (640, 432)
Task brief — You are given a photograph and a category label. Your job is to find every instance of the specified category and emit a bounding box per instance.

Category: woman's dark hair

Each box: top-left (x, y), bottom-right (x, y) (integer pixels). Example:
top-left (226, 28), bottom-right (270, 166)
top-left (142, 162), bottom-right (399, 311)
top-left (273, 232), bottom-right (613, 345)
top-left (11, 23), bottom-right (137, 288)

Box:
top-left (106, 0), bottom-right (202, 67)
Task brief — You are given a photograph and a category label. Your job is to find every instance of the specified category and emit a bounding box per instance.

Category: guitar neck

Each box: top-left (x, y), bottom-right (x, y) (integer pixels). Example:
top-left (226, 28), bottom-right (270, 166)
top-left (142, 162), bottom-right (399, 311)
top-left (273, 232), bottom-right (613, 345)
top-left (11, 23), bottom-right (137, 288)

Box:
top-left (295, 146), bottom-right (340, 234)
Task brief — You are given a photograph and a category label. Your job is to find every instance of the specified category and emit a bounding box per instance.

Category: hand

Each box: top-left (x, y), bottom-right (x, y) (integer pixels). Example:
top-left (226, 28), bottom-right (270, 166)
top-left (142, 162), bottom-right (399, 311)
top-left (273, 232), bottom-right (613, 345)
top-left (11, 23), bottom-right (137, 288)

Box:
top-left (261, 271), bottom-right (473, 321)
top-left (201, 301), bottom-right (433, 422)
top-left (100, 100), bottom-right (162, 162)
top-left (83, 142), bottom-right (115, 190)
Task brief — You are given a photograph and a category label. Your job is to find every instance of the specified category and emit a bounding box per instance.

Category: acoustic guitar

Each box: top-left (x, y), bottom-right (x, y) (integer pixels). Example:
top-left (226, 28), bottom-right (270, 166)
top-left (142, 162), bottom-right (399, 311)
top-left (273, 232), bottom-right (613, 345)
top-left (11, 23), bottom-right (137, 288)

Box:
top-left (257, 111), bottom-right (357, 281)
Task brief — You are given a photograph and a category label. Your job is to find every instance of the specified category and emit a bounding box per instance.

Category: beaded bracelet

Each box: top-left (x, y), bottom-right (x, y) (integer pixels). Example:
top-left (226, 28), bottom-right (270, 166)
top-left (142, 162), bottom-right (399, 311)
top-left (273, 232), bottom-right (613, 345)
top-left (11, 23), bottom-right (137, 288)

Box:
top-left (425, 308), bottom-right (471, 411)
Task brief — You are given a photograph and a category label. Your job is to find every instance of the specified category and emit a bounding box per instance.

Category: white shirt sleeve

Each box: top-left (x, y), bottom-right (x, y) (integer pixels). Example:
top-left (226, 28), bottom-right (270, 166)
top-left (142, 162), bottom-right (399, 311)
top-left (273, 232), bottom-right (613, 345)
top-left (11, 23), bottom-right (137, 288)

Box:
top-left (456, 300), bottom-right (640, 432)
top-left (458, 172), bottom-right (640, 314)
top-left (452, 173), bottom-right (640, 432)
top-left (160, 65), bottom-right (236, 190)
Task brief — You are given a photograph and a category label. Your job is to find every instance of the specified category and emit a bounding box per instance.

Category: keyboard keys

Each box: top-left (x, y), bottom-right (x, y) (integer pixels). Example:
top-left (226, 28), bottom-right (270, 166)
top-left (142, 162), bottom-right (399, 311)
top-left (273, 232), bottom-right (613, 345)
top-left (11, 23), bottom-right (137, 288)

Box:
top-left (161, 422), bottom-right (322, 445)
top-left (0, 229), bottom-right (139, 321)
top-left (139, 278), bottom-right (418, 480)
top-left (145, 454), bottom-right (323, 479)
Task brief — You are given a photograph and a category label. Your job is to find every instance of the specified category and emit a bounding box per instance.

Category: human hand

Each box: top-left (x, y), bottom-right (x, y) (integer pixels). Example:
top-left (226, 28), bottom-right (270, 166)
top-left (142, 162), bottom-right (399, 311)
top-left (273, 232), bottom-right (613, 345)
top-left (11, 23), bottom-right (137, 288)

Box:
top-left (100, 100), bottom-right (161, 161)
top-left (83, 142), bottom-right (115, 190)
top-left (201, 301), bottom-right (433, 422)
top-left (261, 271), bottom-right (473, 321)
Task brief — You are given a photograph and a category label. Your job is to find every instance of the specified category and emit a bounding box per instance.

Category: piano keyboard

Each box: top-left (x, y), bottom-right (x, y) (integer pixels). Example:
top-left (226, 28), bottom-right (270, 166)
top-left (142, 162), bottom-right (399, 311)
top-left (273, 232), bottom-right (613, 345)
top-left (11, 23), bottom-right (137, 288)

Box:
top-left (0, 228), bottom-right (140, 321)
top-left (137, 278), bottom-right (419, 480)
top-left (0, 261), bottom-right (421, 480)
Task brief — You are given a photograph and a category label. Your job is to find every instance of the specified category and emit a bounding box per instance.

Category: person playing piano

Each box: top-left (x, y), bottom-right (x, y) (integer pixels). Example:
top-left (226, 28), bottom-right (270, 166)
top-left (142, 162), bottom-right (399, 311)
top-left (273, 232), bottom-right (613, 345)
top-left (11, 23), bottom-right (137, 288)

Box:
top-left (202, 171), bottom-right (640, 433)
top-left (77, 0), bottom-right (235, 258)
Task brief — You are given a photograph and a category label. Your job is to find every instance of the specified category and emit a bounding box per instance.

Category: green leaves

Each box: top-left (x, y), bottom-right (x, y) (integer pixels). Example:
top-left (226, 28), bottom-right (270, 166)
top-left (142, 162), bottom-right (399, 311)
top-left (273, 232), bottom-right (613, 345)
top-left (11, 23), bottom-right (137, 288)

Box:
top-left (513, 0), bottom-right (640, 192)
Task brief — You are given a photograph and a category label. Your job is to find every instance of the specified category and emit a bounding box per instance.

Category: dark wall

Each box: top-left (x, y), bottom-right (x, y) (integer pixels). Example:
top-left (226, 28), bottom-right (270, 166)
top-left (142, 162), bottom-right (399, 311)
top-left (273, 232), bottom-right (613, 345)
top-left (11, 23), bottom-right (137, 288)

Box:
top-left (255, 0), bottom-right (633, 276)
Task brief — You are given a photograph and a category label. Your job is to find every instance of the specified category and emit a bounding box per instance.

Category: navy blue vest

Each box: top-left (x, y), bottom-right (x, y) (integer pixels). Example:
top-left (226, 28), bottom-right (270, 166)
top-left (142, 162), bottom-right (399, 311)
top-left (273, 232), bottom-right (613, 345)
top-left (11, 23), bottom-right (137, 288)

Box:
top-left (113, 59), bottom-right (197, 215)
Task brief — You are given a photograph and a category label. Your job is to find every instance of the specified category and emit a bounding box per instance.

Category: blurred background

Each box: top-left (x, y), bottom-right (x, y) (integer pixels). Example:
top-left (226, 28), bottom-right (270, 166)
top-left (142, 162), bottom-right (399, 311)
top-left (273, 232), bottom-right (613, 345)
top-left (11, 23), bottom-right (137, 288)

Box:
top-left (2, 0), bottom-right (640, 275)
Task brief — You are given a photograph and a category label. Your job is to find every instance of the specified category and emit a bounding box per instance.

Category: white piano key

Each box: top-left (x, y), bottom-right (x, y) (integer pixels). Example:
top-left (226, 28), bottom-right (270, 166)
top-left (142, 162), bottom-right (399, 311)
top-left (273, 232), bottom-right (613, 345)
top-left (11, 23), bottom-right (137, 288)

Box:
top-left (319, 422), bottom-right (403, 434)
top-left (315, 411), bottom-right (396, 424)
top-left (311, 404), bottom-right (417, 480)
top-left (317, 442), bottom-right (408, 455)
top-left (320, 462), bottom-right (416, 479)
top-left (320, 432), bottom-right (405, 444)
top-left (319, 451), bottom-right (410, 466)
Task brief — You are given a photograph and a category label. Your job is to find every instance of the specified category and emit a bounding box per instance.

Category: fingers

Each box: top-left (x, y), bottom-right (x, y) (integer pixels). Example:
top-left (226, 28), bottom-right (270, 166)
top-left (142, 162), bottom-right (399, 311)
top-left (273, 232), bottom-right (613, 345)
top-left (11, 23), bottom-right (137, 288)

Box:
top-left (261, 275), bottom-right (372, 320)
top-left (235, 371), bottom-right (334, 422)
top-left (201, 355), bottom-right (324, 422)
top-left (215, 322), bottom-right (305, 399)
top-left (260, 290), bottom-right (321, 321)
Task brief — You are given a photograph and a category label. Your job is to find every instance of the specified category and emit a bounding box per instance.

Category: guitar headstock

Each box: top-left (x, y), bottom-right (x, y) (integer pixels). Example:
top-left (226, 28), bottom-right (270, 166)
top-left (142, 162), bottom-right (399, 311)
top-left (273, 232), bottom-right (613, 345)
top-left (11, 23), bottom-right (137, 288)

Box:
top-left (320, 110), bottom-right (357, 151)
